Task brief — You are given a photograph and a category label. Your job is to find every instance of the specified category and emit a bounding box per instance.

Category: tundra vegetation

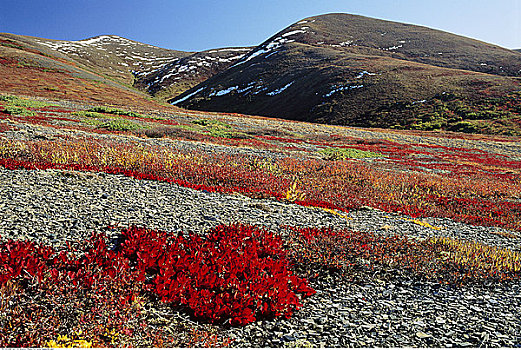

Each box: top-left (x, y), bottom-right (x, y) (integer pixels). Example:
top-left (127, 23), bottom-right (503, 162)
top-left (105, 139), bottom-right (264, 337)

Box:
top-left (0, 94), bottom-right (520, 347)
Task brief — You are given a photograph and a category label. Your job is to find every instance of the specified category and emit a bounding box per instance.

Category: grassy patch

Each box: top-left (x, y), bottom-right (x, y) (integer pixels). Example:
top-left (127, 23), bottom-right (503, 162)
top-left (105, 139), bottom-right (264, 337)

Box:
top-left (191, 118), bottom-right (231, 129)
top-left (318, 147), bottom-right (384, 160)
top-left (82, 118), bottom-right (145, 131)
top-left (87, 106), bottom-right (165, 120)
top-left (73, 111), bottom-right (107, 119)
top-left (2, 105), bottom-right (36, 117)
top-left (208, 130), bottom-right (249, 139)
top-left (0, 95), bottom-right (57, 108)
top-left (190, 118), bottom-right (249, 139)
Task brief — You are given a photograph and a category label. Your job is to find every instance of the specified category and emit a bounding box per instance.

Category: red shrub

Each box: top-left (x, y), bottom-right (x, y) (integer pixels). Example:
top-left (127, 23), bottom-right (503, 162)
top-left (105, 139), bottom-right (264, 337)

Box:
top-left (119, 224), bottom-right (315, 326)
top-left (0, 224), bottom-right (314, 339)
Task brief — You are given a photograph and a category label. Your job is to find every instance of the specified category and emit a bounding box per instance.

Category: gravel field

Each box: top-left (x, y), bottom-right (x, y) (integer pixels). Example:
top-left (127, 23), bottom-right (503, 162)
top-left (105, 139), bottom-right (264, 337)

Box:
top-left (1, 167), bottom-right (520, 347)
top-left (1, 99), bottom-right (520, 347)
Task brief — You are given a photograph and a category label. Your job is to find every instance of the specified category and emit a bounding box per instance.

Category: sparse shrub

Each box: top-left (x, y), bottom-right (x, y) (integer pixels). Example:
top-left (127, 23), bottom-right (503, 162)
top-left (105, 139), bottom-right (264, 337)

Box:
top-left (286, 226), bottom-right (521, 283)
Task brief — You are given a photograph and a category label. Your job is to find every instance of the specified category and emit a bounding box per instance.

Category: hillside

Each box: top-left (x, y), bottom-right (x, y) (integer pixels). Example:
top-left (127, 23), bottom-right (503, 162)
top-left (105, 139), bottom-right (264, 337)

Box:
top-left (134, 47), bottom-right (251, 101)
top-left (0, 33), bottom-right (250, 102)
top-left (0, 35), bottom-right (174, 108)
top-left (0, 33), bottom-right (189, 86)
top-left (172, 13), bottom-right (521, 135)
top-left (1, 14), bottom-right (521, 346)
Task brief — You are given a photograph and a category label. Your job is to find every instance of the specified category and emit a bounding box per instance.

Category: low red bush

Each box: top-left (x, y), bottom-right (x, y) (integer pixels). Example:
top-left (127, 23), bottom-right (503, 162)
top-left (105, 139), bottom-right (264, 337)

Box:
top-left (0, 223), bottom-right (314, 345)
top-left (118, 224), bottom-right (315, 325)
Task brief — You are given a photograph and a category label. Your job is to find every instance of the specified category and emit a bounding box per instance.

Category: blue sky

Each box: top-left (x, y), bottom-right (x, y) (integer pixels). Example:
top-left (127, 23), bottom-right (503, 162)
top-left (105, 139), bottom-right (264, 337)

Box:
top-left (0, 0), bottom-right (519, 51)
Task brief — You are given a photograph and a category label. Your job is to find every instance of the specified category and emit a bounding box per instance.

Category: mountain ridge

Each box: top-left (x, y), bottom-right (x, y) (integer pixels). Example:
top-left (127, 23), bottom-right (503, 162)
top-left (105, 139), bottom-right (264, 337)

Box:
top-left (0, 32), bottom-right (250, 101)
top-left (170, 13), bottom-right (521, 135)
top-left (2, 13), bottom-right (521, 135)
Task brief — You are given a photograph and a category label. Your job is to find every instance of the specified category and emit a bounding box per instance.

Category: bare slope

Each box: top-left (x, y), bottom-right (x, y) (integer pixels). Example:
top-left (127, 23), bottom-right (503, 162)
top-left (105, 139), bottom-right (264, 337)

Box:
top-left (171, 13), bottom-right (521, 134)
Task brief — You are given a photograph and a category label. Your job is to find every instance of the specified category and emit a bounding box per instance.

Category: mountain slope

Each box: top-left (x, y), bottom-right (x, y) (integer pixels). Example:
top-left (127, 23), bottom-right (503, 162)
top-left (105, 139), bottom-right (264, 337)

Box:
top-left (0, 33), bottom-right (189, 86)
top-left (0, 34), bottom-right (178, 108)
top-left (171, 13), bottom-right (521, 134)
top-left (134, 47), bottom-right (251, 101)
top-left (0, 33), bottom-right (250, 101)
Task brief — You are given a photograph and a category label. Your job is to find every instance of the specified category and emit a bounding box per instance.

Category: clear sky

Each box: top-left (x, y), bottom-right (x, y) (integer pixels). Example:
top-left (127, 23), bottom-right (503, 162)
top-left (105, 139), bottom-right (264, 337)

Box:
top-left (1, 0), bottom-right (519, 51)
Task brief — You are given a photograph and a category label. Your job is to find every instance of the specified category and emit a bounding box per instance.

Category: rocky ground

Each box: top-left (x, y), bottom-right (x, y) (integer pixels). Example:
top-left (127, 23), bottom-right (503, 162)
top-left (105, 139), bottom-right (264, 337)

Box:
top-left (1, 166), bottom-right (520, 348)
top-left (2, 98), bottom-right (521, 347)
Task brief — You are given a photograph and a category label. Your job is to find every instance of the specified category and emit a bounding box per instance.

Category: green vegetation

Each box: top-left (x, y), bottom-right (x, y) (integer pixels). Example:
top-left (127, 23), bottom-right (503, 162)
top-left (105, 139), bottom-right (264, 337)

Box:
top-left (365, 91), bottom-right (521, 136)
top-left (0, 42), bottom-right (24, 50)
top-left (208, 130), bottom-right (249, 139)
top-left (2, 105), bottom-right (36, 117)
top-left (405, 92), bottom-right (521, 135)
top-left (318, 147), bottom-right (384, 160)
top-left (190, 118), bottom-right (249, 139)
top-left (78, 109), bottom-right (147, 131)
top-left (82, 117), bottom-right (145, 131)
top-left (87, 106), bottom-right (165, 120)
top-left (73, 111), bottom-right (107, 119)
top-left (191, 118), bottom-right (231, 129)
top-left (0, 95), bottom-right (57, 108)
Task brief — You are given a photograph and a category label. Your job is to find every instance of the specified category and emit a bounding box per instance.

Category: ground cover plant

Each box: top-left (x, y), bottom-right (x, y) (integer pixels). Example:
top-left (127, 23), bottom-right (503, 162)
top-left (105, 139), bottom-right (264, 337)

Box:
top-left (1, 223), bottom-right (520, 347)
top-left (285, 226), bottom-right (521, 284)
top-left (0, 224), bottom-right (313, 347)
top-left (0, 134), bottom-right (519, 231)
top-left (0, 94), bottom-right (520, 347)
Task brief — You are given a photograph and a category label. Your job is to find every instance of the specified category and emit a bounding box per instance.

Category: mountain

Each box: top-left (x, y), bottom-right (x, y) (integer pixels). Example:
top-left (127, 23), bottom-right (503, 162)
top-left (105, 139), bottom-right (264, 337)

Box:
top-left (171, 13), bottom-right (521, 134)
top-left (0, 33), bottom-right (171, 108)
top-left (0, 33), bottom-right (189, 86)
top-left (133, 47), bottom-right (251, 101)
top-left (0, 33), bottom-right (249, 102)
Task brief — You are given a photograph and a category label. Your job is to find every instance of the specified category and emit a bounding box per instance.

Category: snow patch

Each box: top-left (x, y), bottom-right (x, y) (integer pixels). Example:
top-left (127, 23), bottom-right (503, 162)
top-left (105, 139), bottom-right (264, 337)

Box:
top-left (324, 84), bottom-right (364, 97)
top-left (232, 34), bottom-right (298, 67)
top-left (209, 86), bottom-right (239, 97)
top-left (355, 71), bottom-right (377, 79)
top-left (266, 81), bottom-right (294, 96)
top-left (282, 29), bottom-right (307, 37)
top-left (171, 87), bottom-right (205, 105)
top-left (383, 45), bottom-right (403, 51)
